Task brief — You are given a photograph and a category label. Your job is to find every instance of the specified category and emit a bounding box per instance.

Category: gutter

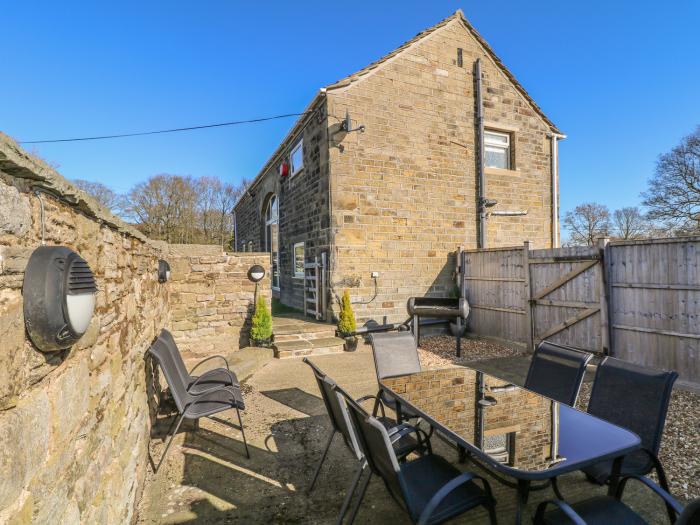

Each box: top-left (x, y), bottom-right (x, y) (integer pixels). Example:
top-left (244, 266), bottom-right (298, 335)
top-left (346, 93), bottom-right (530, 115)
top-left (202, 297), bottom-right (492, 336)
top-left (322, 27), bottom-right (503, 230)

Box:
top-left (549, 132), bottom-right (566, 248)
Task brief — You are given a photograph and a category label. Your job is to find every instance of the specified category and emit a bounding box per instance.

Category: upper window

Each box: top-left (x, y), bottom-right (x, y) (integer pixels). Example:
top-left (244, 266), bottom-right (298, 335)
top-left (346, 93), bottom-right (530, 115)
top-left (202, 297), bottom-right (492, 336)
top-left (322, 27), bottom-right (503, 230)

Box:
top-left (290, 139), bottom-right (304, 176)
top-left (293, 242), bottom-right (305, 278)
top-left (484, 130), bottom-right (511, 170)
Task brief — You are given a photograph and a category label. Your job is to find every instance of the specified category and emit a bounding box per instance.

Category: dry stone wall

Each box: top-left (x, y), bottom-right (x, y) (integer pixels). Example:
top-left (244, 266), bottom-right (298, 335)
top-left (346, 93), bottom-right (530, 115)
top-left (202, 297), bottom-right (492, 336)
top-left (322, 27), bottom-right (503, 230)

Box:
top-left (167, 246), bottom-right (271, 359)
top-left (0, 133), bottom-right (169, 524)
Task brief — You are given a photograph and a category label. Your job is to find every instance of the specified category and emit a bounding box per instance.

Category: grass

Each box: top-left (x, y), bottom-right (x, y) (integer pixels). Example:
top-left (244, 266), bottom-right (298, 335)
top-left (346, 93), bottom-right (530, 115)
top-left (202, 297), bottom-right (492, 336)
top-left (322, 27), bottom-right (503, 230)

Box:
top-left (271, 297), bottom-right (302, 316)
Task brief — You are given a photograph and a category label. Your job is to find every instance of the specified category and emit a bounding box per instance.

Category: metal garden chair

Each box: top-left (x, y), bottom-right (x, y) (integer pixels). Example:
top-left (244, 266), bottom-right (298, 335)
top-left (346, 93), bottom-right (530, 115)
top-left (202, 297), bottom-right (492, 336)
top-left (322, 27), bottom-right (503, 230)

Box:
top-left (534, 476), bottom-right (699, 525)
top-left (303, 358), bottom-right (430, 524)
top-left (370, 331), bottom-right (422, 420)
top-left (343, 394), bottom-right (497, 525)
top-left (148, 330), bottom-right (249, 472)
top-left (524, 341), bottom-right (592, 406)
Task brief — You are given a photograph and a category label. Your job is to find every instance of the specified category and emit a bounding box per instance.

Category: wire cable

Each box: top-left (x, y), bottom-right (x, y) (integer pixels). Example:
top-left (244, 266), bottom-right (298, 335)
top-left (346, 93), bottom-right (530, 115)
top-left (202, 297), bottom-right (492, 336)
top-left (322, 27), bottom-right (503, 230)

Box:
top-left (20, 111), bottom-right (314, 144)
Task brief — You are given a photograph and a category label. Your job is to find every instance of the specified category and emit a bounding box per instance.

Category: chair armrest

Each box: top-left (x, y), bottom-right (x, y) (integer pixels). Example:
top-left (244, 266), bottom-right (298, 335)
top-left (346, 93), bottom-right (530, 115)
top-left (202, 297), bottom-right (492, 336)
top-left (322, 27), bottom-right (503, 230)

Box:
top-left (355, 394), bottom-right (379, 405)
top-left (533, 500), bottom-right (587, 525)
top-left (417, 472), bottom-right (490, 525)
top-left (189, 355), bottom-right (231, 375)
top-left (388, 424), bottom-right (432, 454)
top-left (616, 475), bottom-right (683, 517)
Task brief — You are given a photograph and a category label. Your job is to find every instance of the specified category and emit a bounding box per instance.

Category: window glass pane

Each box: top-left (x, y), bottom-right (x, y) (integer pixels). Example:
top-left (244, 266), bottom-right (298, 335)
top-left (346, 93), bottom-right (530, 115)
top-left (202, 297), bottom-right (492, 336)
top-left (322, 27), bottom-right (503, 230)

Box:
top-left (485, 131), bottom-right (509, 146)
top-left (485, 146), bottom-right (509, 169)
top-left (294, 243), bottom-right (305, 277)
top-left (290, 140), bottom-right (304, 175)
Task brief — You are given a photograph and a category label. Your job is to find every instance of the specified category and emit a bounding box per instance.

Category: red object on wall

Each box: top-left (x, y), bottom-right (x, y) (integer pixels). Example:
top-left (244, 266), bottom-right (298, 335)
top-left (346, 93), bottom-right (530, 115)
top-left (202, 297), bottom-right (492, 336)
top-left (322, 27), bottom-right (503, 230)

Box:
top-left (279, 162), bottom-right (290, 178)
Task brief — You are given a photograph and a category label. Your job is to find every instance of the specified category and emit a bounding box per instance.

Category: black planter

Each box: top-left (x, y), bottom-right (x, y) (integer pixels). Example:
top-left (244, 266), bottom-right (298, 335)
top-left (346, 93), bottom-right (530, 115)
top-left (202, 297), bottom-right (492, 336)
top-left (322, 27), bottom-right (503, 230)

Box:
top-left (342, 335), bottom-right (358, 352)
top-left (252, 337), bottom-right (272, 348)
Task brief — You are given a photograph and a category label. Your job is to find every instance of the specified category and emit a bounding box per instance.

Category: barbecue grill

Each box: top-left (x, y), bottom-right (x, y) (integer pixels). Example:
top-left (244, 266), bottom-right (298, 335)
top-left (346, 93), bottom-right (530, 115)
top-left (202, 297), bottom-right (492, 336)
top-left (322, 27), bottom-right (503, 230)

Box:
top-left (407, 297), bottom-right (470, 356)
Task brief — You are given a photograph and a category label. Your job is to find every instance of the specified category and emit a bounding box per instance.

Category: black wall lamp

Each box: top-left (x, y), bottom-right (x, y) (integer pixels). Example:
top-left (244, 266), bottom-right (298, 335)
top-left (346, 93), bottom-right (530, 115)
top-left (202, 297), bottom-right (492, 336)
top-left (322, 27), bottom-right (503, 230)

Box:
top-left (158, 260), bottom-right (171, 283)
top-left (247, 264), bottom-right (266, 303)
top-left (23, 246), bottom-right (97, 352)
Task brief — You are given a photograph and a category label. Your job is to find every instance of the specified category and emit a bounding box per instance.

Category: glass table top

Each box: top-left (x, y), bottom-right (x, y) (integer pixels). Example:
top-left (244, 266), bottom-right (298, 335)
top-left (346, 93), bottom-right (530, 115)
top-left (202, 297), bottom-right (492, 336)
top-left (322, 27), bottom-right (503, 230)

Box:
top-left (380, 367), bottom-right (641, 478)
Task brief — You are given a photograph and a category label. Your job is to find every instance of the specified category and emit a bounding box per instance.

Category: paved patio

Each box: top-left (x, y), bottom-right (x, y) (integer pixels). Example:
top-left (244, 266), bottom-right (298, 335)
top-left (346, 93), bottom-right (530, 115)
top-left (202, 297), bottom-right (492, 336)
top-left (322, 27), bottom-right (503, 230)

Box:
top-left (138, 341), bottom-right (675, 524)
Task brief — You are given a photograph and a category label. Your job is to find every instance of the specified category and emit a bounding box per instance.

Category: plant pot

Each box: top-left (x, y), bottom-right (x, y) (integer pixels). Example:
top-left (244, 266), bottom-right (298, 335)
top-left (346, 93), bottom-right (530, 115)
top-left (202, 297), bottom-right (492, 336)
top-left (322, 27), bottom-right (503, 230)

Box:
top-left (343, 335), bottom-right (358, 352)
top-left (252, 337), bottom-right (272, 348)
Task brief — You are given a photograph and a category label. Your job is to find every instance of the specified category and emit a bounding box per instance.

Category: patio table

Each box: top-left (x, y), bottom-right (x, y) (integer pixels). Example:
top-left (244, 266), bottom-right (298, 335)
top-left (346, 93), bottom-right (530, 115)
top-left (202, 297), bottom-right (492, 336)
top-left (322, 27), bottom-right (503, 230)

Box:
top-left (379, 366), bottom-right (641, 524)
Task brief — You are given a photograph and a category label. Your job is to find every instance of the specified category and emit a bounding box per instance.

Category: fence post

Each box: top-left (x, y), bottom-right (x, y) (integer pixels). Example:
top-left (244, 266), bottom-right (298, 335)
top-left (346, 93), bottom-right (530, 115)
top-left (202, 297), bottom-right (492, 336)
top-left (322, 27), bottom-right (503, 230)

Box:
top-left (523, 240), bottom-right (534, 351)
top-left (598, 237), bottom-right (611, 355)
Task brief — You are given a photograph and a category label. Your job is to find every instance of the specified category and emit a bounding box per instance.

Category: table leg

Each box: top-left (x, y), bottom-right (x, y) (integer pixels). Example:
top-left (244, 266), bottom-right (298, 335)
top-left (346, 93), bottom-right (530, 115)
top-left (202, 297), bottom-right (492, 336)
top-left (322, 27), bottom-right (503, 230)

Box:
top-left (607, 456), bottom-right (623, 497)
top-left (515, 479), bottom-right (530, 525)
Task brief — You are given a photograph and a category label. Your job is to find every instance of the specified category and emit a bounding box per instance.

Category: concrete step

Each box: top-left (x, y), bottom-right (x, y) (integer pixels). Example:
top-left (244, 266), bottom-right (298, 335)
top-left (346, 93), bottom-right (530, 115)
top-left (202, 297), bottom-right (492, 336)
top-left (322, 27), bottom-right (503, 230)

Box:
top-left (274, 329), bottom-right (338, 343)
top-left (273, 336), bottom-right (346, 359)
top-left (273, 322), bottom-right (336, 337)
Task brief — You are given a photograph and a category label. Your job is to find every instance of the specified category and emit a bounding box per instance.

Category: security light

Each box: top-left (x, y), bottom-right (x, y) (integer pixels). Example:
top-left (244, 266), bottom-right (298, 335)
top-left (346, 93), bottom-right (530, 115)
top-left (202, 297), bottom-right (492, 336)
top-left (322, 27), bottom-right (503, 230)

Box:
top-left (23, 246), bottom-right (97, 352)
top-left (158, 260), bottom-right (171, 283)
top-left (341, 110), bottom-right (365, 134)
top-left (247, 264), bottom-right (266, 283)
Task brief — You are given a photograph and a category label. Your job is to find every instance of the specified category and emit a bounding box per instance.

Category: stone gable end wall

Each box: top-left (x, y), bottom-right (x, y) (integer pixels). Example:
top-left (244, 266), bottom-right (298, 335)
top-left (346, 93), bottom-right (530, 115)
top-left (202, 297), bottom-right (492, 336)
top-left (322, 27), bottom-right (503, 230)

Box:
top-left (327, 19), bottom-right (555, 323)
top-left (234, 102), bottom-right (331, 312)
top-left (0, 135), bottom-right (169, 523)
top-left (167, 245), bottom-right (271, 358)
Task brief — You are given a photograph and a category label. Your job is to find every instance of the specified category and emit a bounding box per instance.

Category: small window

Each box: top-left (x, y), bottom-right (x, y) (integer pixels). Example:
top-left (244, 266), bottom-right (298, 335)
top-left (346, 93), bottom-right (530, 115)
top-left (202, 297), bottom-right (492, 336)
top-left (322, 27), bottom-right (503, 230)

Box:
top-left (290, 139), bottom-right (304, 176)
top-left (293, 242), bottom-right (305, 278)
top-left (484, 130), bottom-right (511, 170)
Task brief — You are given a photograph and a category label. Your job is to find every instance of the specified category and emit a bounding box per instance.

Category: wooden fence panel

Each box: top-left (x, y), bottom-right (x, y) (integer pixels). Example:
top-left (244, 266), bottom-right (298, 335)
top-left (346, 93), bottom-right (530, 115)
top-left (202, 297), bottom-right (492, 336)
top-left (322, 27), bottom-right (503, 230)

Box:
top-left (461, 247), bottom-right (526, 344)
top-left (608, 239), bottom-right (700, 387)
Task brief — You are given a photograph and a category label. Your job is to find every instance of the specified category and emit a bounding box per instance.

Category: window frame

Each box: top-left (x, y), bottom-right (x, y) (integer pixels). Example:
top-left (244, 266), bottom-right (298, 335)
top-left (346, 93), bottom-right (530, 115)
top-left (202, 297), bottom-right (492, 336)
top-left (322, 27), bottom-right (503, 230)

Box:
top-left (484, 130), bottom-right (512, 170)
top-left (293, 242), bottom-right (305, 279)
top-left (289, 139), bottom-right (304, 177)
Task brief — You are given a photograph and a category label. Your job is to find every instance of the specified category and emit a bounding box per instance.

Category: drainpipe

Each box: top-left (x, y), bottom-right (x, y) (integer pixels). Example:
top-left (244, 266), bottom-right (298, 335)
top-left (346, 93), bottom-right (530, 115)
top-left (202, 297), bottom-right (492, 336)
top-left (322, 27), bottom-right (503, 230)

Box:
top-left (233, 210), bottom-right (238, 252)
top-left (475, 59), bottom-right (487, 248)
top-left (549, 133), bottom-right (566, 248)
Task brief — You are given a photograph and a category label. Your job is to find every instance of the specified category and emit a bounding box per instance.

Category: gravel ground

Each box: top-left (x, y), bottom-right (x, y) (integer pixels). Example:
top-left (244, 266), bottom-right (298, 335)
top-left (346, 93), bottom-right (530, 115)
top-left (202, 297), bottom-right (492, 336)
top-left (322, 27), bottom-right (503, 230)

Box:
top-left (420, 335), bottom-right (700, 502)
top-left (417, 334), bottom-right (525, 368)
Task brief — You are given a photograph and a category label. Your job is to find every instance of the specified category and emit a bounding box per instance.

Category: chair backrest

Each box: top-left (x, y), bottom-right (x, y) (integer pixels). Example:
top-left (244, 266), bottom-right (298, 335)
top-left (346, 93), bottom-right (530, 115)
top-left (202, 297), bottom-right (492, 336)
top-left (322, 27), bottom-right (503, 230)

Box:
top-left (524, 341), bottom-right (593, 406)
top-left (370, 331), bottom-right (421, 381)
top-left (677, 498), bottom-right (700, 525)
top-left (147, 335), bottom-right (190, 413)
top-left (303, 358), bottom-right (362, 459)
top-left (343, 395), bottom-right (404, 503)
top-left (158, 329), bottom-right (191, 385)
top-left (588, 357), bottom-right (678, 459)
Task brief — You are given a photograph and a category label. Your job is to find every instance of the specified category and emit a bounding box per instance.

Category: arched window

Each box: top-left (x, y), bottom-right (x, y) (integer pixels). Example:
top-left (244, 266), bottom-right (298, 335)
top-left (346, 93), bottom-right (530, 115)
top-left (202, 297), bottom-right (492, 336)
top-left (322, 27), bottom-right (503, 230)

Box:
top-left (264, 195), bottom-right (280, 290)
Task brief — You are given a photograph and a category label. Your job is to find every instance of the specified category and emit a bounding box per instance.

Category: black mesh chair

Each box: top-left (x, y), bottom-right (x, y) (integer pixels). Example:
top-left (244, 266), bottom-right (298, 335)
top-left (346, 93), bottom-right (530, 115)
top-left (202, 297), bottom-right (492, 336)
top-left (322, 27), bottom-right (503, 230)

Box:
top-left (304, 358), bottom-right (429, 524)
top-left (524, 341), bottom-right (592, 406)
top-left (342, 394), bottom-right (497, 525)
top-left (534, 476), bottom-right (699, 525)
top-left (370, 331), bottom-right (422, 420)
top-left (148, 331), bottom-right (248, 472)
top-left (581, 357), bottom-right (677, 488)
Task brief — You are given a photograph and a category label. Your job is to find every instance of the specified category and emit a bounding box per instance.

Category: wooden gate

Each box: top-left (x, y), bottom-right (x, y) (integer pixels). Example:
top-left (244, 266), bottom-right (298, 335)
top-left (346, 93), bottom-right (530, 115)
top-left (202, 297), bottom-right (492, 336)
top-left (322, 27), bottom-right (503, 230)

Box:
top-left (526, 244), bottom-right (606, 353)
top-left (304, 252), bottom-right (327, 321)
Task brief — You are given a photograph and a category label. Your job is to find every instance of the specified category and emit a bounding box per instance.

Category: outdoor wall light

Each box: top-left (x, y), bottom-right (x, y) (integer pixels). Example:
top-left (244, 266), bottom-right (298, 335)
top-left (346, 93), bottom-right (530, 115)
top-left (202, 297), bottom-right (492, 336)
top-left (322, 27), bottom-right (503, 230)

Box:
top-left (247, 264), bottom-right (266, 283)
top-left (158, 259), bottom-right (171, 283)
top-left (23, 246), bottom-right (97, 352)
top-left (340, 110), bottom-right (365, 134)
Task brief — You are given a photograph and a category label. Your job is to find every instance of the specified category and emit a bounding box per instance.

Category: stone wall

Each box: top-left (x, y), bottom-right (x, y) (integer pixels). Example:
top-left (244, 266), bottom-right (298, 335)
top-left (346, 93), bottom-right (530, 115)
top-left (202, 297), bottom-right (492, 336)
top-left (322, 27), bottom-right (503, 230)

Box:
top-left (0, 134), bottom-right (169, 523)
top-left (233, 98), bottom-right (332, 312)
top-left (326, 15), bottom-right (556, 323)
top-left (167, 246), bottom-right (271, 359)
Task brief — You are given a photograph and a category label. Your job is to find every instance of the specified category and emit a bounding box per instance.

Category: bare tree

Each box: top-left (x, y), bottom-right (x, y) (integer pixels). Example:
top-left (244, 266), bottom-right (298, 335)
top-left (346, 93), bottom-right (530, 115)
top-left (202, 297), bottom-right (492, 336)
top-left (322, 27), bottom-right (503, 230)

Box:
top-left (72, 179), bottom-right (124, 214)
top-left (642, 127), bottom-right (700, 232)
top-left (611, 206), bottom-right (648, 240)
top-left (563, 202), bottom-right (610, 246)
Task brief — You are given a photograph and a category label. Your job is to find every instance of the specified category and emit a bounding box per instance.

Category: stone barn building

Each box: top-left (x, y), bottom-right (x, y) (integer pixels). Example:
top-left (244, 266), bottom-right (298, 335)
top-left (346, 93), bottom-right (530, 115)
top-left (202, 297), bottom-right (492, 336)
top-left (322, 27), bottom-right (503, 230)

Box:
top-left (233, 10), bottom-right (563, 325)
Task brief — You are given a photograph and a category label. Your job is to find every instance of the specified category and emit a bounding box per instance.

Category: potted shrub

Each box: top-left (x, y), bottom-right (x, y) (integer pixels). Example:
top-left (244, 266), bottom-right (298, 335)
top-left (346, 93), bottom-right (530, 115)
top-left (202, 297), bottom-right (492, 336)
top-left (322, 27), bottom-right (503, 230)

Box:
top-left (337, 290), bottom-right (358, 352)
top-left (250, 295), bottom-right (273, 347)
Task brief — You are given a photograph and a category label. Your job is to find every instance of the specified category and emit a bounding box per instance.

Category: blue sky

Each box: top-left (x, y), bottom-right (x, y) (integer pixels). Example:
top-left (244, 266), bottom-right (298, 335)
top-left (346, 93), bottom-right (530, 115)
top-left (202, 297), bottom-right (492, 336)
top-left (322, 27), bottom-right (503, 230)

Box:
top-left (3, 1), bottom-right (699, 220)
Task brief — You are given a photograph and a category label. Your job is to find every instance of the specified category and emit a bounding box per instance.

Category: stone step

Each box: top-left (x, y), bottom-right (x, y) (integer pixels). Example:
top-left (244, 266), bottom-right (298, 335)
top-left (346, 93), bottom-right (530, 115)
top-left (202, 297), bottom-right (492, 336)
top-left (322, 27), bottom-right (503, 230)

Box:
top-left (273, 321), bottom-right (336, 337)
top-left (273, 337), bottom-right (346, 359)
top-left (274, 329), bottom-right (338, 343)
